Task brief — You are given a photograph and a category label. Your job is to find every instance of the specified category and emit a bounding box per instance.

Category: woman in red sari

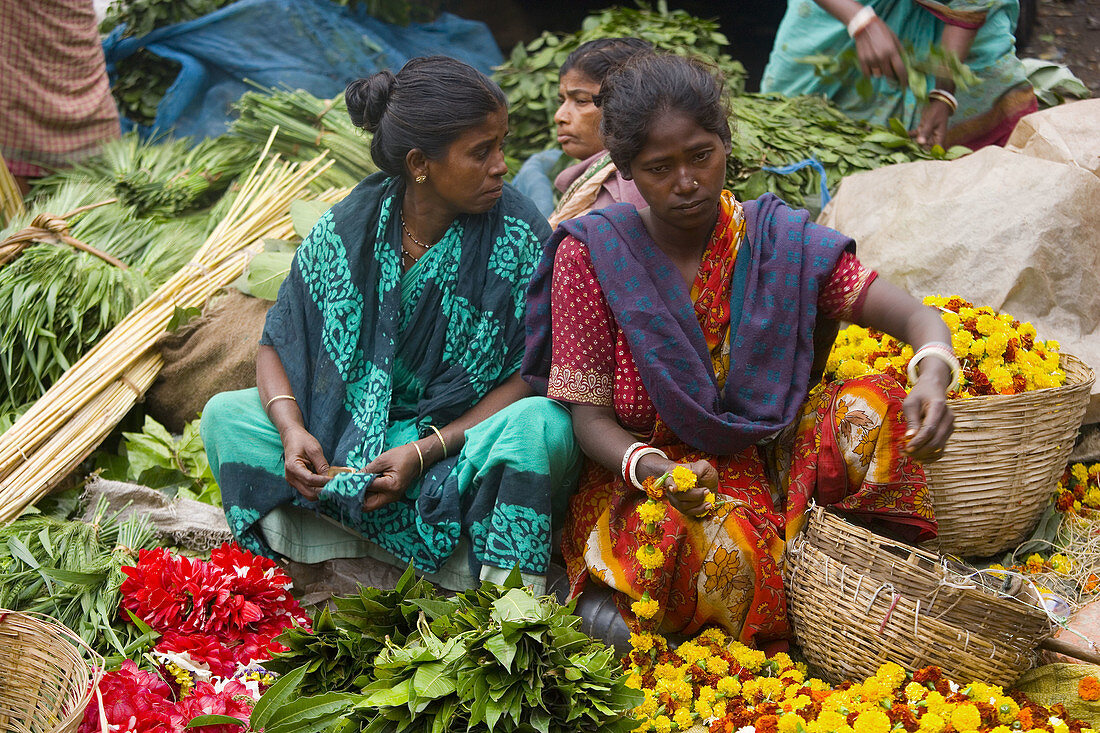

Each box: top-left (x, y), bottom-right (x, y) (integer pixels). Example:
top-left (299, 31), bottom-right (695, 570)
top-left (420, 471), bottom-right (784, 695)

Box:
top-left (523, 54), bottom-right (958, 650)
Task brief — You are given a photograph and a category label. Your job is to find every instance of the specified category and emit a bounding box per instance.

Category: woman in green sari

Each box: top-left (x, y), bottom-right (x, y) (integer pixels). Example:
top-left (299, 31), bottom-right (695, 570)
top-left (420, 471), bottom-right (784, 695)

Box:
top-left (201, 56), bottom-right (579, 593)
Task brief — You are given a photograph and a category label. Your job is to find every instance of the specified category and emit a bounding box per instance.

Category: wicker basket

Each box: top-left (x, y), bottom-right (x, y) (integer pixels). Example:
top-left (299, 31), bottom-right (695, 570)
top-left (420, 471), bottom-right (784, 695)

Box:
top-left (0, 611), bottom-right (101, 733)
top-left (924, 352), bottom-right (1094, 557)
top-left (785, 507), bottom-right (1054, 688)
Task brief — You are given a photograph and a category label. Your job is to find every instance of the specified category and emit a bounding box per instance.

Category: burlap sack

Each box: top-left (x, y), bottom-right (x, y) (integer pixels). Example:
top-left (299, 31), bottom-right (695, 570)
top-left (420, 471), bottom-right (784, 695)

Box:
top-left (1006, 99), bottom-right (1100, 178)
top-left (146, 289), bottom-right (271, 432)
top-left (1014, 663), bottom-right (1100, 728)
top-left (817, 146), bottom-right (1100, 421)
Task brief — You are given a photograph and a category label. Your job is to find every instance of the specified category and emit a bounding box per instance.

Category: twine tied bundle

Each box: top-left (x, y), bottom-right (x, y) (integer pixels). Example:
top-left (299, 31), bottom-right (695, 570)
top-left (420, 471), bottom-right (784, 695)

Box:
top-left (0, 199), bottom-right (125, 269)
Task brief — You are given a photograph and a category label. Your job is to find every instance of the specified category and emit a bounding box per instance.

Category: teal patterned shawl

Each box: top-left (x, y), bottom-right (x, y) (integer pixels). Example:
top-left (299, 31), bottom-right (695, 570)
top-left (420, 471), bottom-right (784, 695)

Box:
top-left (221, 173), bottom-right (550, 568)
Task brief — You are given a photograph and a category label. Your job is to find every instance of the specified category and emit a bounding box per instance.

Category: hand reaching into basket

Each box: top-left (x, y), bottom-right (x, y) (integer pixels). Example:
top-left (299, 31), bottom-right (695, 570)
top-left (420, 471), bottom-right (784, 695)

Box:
top-left (902, 353), bottom-right (955, 462)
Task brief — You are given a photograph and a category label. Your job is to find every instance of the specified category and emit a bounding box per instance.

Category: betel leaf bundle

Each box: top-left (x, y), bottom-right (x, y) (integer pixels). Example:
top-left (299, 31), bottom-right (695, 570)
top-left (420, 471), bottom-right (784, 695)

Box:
top-left (494, 1), bottom-right (747, 163)
top-left (262, 568), bottom-right (642, 733)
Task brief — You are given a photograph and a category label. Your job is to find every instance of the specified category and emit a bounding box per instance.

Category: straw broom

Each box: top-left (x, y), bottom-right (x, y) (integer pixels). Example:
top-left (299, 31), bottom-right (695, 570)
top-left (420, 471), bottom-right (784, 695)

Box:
top-left (0, 139), bottom-right (334, 522)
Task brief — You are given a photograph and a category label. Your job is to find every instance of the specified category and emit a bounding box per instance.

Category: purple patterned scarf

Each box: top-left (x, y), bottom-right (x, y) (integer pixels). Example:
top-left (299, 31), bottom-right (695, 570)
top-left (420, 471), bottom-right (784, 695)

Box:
top-left (522, 193), bottom-right (854, 455)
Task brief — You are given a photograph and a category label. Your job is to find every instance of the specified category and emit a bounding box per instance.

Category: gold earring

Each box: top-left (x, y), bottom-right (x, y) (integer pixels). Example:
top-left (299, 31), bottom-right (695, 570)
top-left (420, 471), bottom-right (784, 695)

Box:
top-left (415, 174), bottom-right (427, 183)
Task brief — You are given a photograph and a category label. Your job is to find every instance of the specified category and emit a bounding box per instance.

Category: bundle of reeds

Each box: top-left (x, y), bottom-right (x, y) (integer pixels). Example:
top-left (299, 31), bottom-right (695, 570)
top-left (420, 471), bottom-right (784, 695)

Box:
top-left (231, 87), bottom-right (377, 189)
top-left (0, 142), bottom-right (333, 524)
top-left (0, 150), bottom-right (25, 228)
top-left (33, 133), bottom-right (256, 218)
top-left (0, 184), bottom-right (214, 420)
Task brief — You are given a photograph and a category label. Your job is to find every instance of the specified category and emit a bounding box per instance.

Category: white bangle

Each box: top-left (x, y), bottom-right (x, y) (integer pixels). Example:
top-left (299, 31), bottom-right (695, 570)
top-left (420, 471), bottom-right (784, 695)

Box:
top-left (928, 88), bottom-right (958, 115)
top-left (628, 447), bottom-right (669, 491)
top-left (620, 441), bottom-right (647, 482)
top-left (847, 5), bottom-right (877, 38)
top-left (907, 342), bottom-right (961, 393)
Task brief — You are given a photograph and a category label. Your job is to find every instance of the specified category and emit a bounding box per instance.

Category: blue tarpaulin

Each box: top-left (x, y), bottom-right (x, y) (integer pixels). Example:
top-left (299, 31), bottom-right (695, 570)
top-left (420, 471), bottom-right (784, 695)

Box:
top-left (103, 0), bottom-right (504, 140)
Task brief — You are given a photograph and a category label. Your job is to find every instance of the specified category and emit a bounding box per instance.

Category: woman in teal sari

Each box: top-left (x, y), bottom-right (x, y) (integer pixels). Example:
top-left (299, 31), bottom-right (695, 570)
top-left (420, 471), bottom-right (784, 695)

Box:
top-left (201, 56), bottom-right (579, 593)
top-left (762, 0), bottom-right (1036, 149)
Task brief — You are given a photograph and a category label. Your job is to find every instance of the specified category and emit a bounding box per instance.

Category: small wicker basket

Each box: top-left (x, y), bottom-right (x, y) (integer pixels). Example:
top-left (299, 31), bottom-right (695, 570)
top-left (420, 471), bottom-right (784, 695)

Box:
top-left (925, 352), bottom-right (1094, 557)
top-left (0, 611), bottom-right (101, 733)
top-left (785, 507), bottom-right (1054, 688)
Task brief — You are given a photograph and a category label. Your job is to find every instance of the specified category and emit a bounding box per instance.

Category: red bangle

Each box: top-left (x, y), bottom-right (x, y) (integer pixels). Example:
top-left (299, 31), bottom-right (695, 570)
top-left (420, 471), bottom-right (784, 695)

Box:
top-left (622, 443), bottom-right (649, 485)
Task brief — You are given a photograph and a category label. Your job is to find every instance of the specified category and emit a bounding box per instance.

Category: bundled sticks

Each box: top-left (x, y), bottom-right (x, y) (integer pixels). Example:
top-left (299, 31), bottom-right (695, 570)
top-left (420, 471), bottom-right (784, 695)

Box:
top-left (0, 140), bottom-right (333, 523)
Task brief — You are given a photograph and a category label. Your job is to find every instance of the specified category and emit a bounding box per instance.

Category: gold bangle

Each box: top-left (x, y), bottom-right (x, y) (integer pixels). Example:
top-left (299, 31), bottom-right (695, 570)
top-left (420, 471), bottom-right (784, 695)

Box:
top-left (428, 425), bottom-right (448, 458)
top-left (411, 442), bottom-right (424, 476)
top-left (265, 394), bottom-right (296, 411)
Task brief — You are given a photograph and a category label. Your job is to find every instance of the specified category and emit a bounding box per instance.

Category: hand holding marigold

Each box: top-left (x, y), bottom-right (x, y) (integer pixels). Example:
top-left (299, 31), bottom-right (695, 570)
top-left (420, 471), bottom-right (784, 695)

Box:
top-left (663, 460), bottom-right (719, 518)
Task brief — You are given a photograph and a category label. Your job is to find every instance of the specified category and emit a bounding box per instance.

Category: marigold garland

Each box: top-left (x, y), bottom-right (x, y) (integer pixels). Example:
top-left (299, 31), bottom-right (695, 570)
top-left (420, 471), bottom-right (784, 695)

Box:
top-left (825, 295), bottom-right (1065, 398)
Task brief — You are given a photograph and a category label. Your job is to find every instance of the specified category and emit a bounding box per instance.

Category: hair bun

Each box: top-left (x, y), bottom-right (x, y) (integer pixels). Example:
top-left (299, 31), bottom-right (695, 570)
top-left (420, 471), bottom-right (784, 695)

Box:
top-left (345, 70), bottom-right (396, 131)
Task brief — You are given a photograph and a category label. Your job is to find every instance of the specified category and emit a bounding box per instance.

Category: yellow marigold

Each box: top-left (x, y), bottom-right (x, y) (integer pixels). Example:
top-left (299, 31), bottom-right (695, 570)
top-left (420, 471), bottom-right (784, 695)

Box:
top-left (806, 678), bottom-right (832, 692)
top-left (1051, 554), bottom-right (1073, 574)
top-left (669, 465), bottom-right (697, 492)
top-left (925, 692), bottom-right (949, 716)
top-left (669, 679), bottom-right (693, 702)
top-left (636, 500), bottom-right (666, 525)
top-left (653, 715), bottom-right (673, 733)
top-left (996, 697), bottom-right (1020, 724)
top-left (988, 366), bottom-right (1014, 393)
top-left (698, 686), bottom-right (717, 704)
top-left (1090, 464), bottom-right (1100, 477)
top-left (673, 707), bottom-right (694, 730)
top-left (904, 681), bottom-right (927, 702)
top-left (837, 360), bottom-right (870, 380)
top-left (1085, 487), bottom-right (1100, 509)
top-left (814, 711), bottom-right (850, 733)
top-left (784, 695), bottom-right (812, 712)
top-left (677, 642), bottom-right (708, 667)
top-left (969, 338), bottom-right (987, 358)
top-left (634, 722), bottom-right (653, 733)
top-left (858, 678), bottom-right (892, 704)
top-left (717, 676), bottom-right (742, 697)
top-left (951, 330), bottom-right (974, 356)
top-left (853, 709), bottom-right (891, 733)
top-left (631, 632), bottom-right (657, 653)
top-left (654, 662), bottom-right (680, 681)
top-left (1051, 718), bottom-right (1070, 733)
top-left (1046, 339), bottom-right (1061, 352)
top-left (874, 661), bottom-right (907, 688)
top-left (741, 679), bottom-right (762, 701)
top-left (632, 597), bottom-right (661, 620)
top-left (712, 701), bottom-right (727, 720)
top-left (778, 713), bottom-right (805, 733)
top-left (990, 726), bottom-right (1013, 733)
top-left (1025, 554), bottom-right (1045, 572)
top-left (697, 627), bottom-right (728, 646)
top-left (941, 311), bottom-right (961, 330)
top-left (626, 672), bottom-right (643, 689)
top-left (951, 703), bottom-right (982, 732)
top-left (730, 643), bottom-right (767, 671)
top-left (771, 652), bottom-right (795, 671)
top-left (918, 712), bottom-right (946, 733)
top-left (694, 698), bottom-right (713, 720)
top-left (975, 314), bottom-right (997, 335)
top-left (1072, 463), bottom-right (1090, 482)
top-left (705, 655), bottom-right (730, 676)
top-left (781, 669), bottom-right (806, 686)
top-left (757, 677), bottom-right (784, 700)
top-left (637, 544), bottom-right (665, 570)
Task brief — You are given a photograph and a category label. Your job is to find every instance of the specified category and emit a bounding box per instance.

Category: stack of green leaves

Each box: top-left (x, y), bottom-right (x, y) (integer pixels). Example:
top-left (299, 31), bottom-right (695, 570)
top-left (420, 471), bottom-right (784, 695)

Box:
top-left (262, 568), bottom-right (642, 733)
top-left (266, 565), bottom-right (443, 695)
top-left (725, 93), bottom-right (969, 210)
top-left (95, 415), bottom-right (221, 506)
top-left (231, 87), bottom-right (379, 190)
top-left (0, 182), bottom-right (215, 423)
top-left (0, 496), bottom-right (160, 661)
top-left (35, 133), bottom-right (256, 218)
top-left (493, 1), bottom-right (747, 164)
top-left (101, 0), bottom-right (239, 125)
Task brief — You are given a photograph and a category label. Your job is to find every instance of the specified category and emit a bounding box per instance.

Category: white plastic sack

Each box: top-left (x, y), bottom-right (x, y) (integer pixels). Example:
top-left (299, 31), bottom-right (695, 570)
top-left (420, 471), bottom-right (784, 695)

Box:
top-left (818, 145), bottom-right (1100, 419)
top-left (1006, 98), bottom-right (1100, 177)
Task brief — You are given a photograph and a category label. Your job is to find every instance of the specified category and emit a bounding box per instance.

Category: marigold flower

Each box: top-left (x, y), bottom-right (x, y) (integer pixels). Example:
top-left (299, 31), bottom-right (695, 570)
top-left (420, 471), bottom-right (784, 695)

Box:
top-left (673, 708), bottom-right (694, 730)
top-left (1025, 554), bottom-right (1046, 572)
top-left (778, 713), bottom-right (804, 733)
top-left (1079, 675), bottom-right (1100, 702)
top-left (717, 676), bottom-right (742, 697)
top-left (632, 596), bottom-right (661, 620)
top-left (951, 703), bottom-right (982, 732)
top-left (1051, 554), bottom-right (1073, 574)
top-left (853, 709), bottom-right (891, 733)
top-left (637, 544), bottom-right (666, 570)
top-left (669, 465), bottom-right (698, 492)
top-left (637, 500), bottom-right (666, 525)
top-left (917, 712), bottom-right (946, 733)
top-left (653, 715), bottom-right (673, 733)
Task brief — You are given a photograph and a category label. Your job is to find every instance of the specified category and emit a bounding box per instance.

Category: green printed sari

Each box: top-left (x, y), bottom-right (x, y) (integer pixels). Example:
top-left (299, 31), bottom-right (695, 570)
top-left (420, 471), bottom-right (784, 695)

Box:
top-left (202, 173), bottom-right (579, 587)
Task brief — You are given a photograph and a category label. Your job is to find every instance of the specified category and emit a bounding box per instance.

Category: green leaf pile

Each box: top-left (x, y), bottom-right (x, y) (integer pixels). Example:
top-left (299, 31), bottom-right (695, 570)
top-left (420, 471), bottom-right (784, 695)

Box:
top-left (725, 93), bottom-right (970, 210)
top-left (494, 1), bottom-right (747, 163)
top-left (95, 415), bottom-right (221, 506)
top-left (258, 568), bottom-right (642, 733)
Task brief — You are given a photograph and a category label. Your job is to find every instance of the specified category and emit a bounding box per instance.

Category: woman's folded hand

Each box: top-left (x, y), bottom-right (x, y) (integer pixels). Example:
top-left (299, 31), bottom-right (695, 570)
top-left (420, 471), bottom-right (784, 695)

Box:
top-left (901, 367), bottom-right (956, 462)
top-left (361, 444), bottom-right (423, 512)
top-left (281, 425), bottom-right (331, 501)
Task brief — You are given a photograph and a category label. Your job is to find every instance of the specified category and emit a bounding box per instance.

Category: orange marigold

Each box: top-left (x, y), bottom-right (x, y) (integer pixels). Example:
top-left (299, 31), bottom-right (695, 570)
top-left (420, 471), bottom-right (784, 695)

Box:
top-left (1078, 676), bottom-right (1100, 702)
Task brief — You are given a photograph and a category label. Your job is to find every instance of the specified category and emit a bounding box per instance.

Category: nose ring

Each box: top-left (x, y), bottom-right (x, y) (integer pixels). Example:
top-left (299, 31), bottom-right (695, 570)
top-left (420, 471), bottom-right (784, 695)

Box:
top-left (692, 179), bottom-right (698, 185)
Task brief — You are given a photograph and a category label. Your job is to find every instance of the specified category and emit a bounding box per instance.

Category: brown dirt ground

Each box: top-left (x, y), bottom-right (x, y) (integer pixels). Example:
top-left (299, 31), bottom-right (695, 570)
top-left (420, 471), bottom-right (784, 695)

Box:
top-left (1018, 0), bottom-right (1100, 95)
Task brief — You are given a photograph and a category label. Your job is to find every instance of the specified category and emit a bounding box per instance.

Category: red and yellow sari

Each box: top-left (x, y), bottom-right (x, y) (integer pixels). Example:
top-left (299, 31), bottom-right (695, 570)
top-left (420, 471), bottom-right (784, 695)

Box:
top-left (546, 192), bottom-right (934, 646)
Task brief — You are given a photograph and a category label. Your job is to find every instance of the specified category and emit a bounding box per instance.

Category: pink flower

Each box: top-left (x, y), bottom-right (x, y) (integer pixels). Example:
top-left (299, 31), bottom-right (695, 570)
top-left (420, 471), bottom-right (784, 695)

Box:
top-left (78, 660), bottom-right (173, 733)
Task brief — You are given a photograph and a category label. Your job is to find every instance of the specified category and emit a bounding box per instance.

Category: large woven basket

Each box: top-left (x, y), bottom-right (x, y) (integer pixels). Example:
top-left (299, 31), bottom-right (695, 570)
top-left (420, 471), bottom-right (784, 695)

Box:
top-left (0, 611), bottom-right (101, 733)
top-left (924, 352), bottom-right (1094, 557)
top-left (785, 507), bottom-right (1054, 688)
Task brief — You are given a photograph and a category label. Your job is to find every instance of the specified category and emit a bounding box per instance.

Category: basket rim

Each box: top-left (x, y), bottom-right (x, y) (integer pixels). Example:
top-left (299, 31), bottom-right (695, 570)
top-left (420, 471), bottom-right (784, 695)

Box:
top-left (945, 351), bottom-right (1094, 408)
top-left (0, 609), bottom-right (103, 733)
